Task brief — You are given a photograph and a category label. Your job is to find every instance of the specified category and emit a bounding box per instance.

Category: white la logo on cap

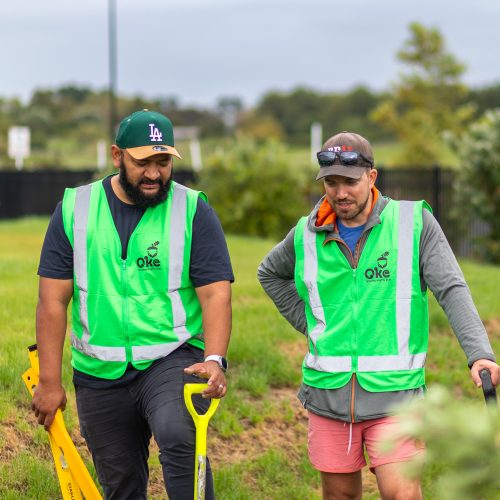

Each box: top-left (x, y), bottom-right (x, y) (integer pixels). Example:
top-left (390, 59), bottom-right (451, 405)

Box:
top-left (149, 123), bottom-right (163, 142)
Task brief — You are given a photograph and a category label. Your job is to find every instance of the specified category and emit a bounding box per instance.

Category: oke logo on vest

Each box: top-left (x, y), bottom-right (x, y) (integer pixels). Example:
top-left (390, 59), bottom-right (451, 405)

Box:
top-left (137, 241), bottom-right (161, 269)
top-left (364, 251), bottom-right (391, 281)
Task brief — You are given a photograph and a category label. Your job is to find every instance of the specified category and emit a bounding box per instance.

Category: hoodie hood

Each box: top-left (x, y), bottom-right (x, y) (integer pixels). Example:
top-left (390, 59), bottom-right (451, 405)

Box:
top-left (306, 187), bottom-right (388, 235)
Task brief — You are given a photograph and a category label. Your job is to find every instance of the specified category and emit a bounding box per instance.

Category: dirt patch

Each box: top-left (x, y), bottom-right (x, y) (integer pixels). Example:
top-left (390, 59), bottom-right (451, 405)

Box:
top-left (208, 387), bottom-right (308, 467)
top-left (0, 420), bottom-right (33, 461)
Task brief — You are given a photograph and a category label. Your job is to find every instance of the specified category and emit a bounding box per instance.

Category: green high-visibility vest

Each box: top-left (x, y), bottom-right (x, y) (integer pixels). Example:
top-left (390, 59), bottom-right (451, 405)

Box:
top-left (294, 200), bottom-right (431, 392)
top-left (62, 178), bottom-right (206, 379)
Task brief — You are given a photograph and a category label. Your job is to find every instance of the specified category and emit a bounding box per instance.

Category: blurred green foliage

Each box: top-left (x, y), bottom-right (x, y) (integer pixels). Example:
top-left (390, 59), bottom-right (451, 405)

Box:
top-left (451, 109), bottom-right (500, 263)
top-left (196, 139), bottom-right (313, 239)
top-left (388, 385), bottom-right (499, 500)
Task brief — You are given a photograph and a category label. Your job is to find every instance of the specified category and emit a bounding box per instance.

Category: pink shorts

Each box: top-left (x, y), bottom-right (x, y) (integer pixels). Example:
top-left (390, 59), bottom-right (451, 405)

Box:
top-left (308, 411), bottom-right (424, 473)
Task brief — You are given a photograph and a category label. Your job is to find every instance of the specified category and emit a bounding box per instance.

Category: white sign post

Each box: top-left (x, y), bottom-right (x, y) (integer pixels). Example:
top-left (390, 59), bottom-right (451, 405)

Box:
top-left (310, 122), bottom-right (323, 164)
top-left (97, 139), bottom-right (107, 170)
top-left (8, 126), bottom-right (31, 170)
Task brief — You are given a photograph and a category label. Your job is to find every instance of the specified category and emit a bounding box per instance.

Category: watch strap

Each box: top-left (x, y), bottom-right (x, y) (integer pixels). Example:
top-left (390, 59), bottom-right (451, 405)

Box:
top-left (204, 355), bottom-right (228, 371)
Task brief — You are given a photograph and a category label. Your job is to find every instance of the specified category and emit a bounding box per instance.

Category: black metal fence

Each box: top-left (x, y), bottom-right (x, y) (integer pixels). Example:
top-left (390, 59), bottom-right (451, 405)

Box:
top-left (0, 169), bottom-right (197, 219)
top-left (0, 167), bottom-right (489, 259)
top-left (0, 170), bottom-right (96, 219)
top-left (376, 167), bottom-right (488, 259)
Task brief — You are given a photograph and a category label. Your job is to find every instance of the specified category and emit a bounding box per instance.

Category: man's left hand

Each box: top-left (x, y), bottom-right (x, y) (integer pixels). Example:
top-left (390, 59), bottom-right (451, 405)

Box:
top-left (470, 359), bottom-right (500, 388)
top-left (184, 361), bottom-right (227, 398)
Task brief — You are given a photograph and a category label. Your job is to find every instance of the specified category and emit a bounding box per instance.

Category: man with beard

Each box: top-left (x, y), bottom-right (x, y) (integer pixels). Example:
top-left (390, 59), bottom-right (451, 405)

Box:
top-left (32, 109), bottom-right (233, 499)
top-left (257, 131), bottom-right (498, 500)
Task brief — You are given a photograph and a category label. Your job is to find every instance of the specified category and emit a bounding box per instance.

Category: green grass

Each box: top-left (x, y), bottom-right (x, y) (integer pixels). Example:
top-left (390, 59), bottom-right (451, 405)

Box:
top-left (0, 218), bottom-right (498, 498)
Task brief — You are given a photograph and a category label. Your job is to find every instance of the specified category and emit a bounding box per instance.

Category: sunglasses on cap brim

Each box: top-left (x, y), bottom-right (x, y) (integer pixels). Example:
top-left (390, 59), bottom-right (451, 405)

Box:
top-left (317, 151), bottom-right (373, 168)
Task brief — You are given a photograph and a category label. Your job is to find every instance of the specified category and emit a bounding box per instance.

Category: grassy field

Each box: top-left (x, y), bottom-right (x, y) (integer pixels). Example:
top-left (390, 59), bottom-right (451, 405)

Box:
top-left (0, 218), bottom-right (498, 499)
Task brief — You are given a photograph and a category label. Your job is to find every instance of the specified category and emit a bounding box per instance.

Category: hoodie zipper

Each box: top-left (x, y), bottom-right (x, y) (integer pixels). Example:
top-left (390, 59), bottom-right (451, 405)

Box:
top-left (325, 233), bottom-right (368, 423)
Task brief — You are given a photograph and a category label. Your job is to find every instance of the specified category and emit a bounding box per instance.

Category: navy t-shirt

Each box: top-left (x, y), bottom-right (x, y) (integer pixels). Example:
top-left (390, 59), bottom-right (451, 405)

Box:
top-left (337, 220), bottom-right (365, 255)
top-left (38, 175), bottom-right (234, 388)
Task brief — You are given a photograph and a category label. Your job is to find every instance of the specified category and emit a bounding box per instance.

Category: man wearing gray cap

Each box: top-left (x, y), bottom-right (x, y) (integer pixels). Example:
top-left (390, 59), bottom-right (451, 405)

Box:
top-left (258, 131), bottom-right (498, 499)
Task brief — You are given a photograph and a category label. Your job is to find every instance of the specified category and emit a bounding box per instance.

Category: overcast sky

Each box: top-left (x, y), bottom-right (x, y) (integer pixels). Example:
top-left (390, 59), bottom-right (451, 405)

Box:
top-left (1, 0), bottom-right (499, 108)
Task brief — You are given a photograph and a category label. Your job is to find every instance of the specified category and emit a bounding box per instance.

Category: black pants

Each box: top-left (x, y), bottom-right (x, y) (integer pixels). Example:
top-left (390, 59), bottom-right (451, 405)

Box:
top-left (75, 346), bottom-right (215, 500)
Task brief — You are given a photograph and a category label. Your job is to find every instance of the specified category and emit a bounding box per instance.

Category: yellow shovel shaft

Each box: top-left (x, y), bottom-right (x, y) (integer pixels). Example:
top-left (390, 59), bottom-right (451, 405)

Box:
top-left (184, 384), bottom-right (220, 500)
top-left (22, 345), bottom-right (103, 500)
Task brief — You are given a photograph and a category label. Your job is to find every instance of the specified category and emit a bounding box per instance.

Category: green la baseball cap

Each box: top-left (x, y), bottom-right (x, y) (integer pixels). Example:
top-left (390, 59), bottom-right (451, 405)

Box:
top-left (115, 109), bottom-right (182, 160)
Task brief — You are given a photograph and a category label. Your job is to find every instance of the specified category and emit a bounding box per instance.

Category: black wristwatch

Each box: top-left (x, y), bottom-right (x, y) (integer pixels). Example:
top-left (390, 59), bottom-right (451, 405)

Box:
top-left (204, 355), bottom-right (228, 372)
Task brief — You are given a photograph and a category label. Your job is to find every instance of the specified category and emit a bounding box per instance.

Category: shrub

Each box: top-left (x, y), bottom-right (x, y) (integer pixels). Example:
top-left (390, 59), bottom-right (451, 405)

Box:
top-left (387, 385), bottom-right (499, 500)
top-left (451, 109), bottom-right (500, 262)
top-left (197, 139), bottom-right (313, 240)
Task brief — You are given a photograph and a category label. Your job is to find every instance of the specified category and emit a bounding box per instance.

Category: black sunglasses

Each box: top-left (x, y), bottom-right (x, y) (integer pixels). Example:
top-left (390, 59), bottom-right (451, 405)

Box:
top-left (317, 151), bottom-right (373, 168)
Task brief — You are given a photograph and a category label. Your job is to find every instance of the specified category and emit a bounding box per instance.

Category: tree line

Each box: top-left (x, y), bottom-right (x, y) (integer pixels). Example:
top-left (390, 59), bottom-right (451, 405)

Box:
top-left (0, 83), bottom-right (500, 168)
top-left (0, 81), bottom-right (499, 162)
top-left (0, 25), bottom-right (499, 168)
top-left (0, 23), bottom-right (499, 170)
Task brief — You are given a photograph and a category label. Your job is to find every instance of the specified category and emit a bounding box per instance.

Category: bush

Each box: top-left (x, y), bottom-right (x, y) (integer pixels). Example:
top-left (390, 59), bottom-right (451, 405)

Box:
top-left (451, 109), bottom-right (500, 262)
top-left (197, 139), bottom-right (313, 239)
top-left (387, 385), bottom-right (499, 500)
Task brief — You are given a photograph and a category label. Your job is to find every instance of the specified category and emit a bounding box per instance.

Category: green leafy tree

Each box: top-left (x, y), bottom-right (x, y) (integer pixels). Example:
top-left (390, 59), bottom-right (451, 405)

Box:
top-left (371, 22), bottom-right (475, 167)
top-left (196, 139), bottom-right (312, 239)
top-left (451, 109), bottom-right (500, 262)
top-left (257, 87), bottom-right (327, 145)
top-left (236, 110), bottom-right (284, 142)
top-left (467, 83), bottom-right (500, 117)
top-left (256, 86), bottom-right (385, 145)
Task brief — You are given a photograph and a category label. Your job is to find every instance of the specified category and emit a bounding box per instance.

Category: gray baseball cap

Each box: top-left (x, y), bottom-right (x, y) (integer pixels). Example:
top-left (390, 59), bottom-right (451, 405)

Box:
top-left (316, 131), bottom-right (374, 180)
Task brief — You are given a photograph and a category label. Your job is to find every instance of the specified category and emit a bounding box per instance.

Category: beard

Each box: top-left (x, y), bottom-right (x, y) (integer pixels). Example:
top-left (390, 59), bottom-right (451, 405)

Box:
top-left (331, 193), bottom-right (370, 221)
top-left (118, 159), bottom-right (172, 209)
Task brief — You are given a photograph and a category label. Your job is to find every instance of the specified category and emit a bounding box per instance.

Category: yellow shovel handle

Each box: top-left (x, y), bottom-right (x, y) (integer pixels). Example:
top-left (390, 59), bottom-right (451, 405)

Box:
top-left (184, 383), bottom-right (220, 500)
top-left (184, 383), bottom-right (220, 427)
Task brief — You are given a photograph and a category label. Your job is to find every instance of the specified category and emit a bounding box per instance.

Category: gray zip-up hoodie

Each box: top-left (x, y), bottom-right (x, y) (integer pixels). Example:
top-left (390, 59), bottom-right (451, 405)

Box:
top-left (257, 191), bottom-right (496, 422)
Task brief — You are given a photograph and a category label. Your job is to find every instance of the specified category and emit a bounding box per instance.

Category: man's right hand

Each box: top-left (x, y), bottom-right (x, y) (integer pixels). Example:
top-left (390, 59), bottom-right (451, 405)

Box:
top-left (31, 382), bottom-right (67, 431)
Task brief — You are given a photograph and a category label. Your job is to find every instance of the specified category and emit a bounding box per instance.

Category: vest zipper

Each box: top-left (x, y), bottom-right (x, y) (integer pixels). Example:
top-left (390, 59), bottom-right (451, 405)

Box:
top-left (350, 237), bottom-right (365, 423)
top-left (122, 259), bottom-right (131, 362)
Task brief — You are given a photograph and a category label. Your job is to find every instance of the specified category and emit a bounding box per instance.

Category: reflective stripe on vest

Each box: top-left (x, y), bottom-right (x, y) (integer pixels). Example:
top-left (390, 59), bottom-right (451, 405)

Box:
top-left (302, 219), bottom-right (352, 373)
top-left (303, 200), bottom-right (426, 373)
top-left (70, 183), bottom-right (192, 362)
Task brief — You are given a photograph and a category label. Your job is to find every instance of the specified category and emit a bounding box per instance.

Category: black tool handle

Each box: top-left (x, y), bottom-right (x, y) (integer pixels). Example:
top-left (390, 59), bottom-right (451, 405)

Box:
top-left (479, 369), bottom-right (497, 407)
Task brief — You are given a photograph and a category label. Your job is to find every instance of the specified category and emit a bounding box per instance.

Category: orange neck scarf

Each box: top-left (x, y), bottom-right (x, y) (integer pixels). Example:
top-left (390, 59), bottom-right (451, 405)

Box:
top-left (315, 187), bottom-right (379, 228)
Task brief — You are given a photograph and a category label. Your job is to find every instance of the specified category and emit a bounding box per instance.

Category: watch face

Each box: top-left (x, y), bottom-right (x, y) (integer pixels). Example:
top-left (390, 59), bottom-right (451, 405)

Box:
top-left (220, 357), bottom-right (228, 370)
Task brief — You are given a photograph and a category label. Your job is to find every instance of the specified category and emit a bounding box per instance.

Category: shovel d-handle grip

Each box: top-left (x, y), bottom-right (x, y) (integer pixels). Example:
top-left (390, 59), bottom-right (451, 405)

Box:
top-left (184, 384), bottom-right (220, 428)
top-left (479, 369), bottom-right (497, 406)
